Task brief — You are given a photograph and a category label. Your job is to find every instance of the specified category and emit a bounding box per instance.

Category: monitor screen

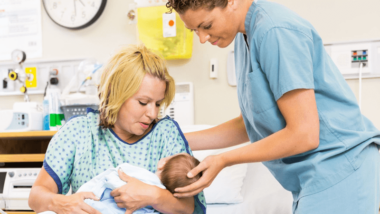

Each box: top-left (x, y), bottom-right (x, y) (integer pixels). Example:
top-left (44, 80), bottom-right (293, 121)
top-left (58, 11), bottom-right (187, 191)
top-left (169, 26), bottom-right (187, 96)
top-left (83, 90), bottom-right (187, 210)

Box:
top-left (0, 172), bottom-right (6, 194)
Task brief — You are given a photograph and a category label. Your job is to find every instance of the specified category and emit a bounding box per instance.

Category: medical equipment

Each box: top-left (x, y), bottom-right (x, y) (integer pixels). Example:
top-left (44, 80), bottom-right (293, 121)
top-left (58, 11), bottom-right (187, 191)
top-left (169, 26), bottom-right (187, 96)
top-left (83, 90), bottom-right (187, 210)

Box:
top-left (60, 59), bottom-right (102, 105)
top-left (159, 82), bottom-right (194, 126)
top-left (61, 104), bottom-right (99, 120)
top-left (135, 0), bottom-right (193, 60)
top-left (8, 50), bottom-right (31, 101)
top-left (324, 40), bottom-right (380, 109)
top-left (324, 39), bottom-right (380, 79)
top-left (0, 168), bottom-right (40, 210)
top-left (0, 102), bottom-right (43, 132)
top-left (0, 58), bottom-right (85, 96)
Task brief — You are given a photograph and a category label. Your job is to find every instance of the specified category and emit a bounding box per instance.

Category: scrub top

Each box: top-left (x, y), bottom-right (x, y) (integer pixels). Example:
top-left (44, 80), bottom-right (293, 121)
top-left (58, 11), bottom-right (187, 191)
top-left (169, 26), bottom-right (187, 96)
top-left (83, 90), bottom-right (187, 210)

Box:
top-left (234, 0), bottom-right (380, 200)
top-left (43, 109), bottom-right (206, 214)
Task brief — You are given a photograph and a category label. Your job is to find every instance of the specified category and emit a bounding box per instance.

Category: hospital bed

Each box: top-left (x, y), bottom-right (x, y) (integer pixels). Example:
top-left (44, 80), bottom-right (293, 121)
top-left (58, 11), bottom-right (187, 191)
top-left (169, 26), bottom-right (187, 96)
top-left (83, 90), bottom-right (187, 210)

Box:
top-left (184, 125), bottom-right (293, 214)
top-left (205, 162), bottom-right (293, 214)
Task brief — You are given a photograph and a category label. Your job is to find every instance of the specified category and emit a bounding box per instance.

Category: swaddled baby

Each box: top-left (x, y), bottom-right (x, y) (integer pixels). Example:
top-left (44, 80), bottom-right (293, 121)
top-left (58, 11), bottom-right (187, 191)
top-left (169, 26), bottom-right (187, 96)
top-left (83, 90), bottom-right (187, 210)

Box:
top-left (85, 153), bottom-right (202, 214)
top-left (40, 153), bottom-right (202, 214)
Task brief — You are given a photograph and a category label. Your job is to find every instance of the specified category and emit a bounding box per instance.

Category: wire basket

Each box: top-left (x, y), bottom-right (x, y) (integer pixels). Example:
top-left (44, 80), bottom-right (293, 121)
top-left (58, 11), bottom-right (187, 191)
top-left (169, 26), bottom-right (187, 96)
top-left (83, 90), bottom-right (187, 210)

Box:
top-left (61, 104), bottom-right (98, 121)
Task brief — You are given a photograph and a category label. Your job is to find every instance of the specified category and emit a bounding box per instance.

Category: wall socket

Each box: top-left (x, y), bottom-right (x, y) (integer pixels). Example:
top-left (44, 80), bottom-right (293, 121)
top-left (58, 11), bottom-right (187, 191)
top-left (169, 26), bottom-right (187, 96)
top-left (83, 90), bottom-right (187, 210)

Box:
top-left (324, 40), bottom-right (380, 79)
top-left (210, 58), bottom-right (218, 79)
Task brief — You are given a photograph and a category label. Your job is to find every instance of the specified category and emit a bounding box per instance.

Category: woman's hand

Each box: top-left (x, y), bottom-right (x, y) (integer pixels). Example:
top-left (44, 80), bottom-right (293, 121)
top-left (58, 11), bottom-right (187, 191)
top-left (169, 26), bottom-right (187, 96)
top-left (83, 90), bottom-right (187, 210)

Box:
top-left (174, 154), bottom-right (226, 198)
top-left (50, 192), bottom-right (101, 214)
top-left (110, 170), bottom-right (159, 214)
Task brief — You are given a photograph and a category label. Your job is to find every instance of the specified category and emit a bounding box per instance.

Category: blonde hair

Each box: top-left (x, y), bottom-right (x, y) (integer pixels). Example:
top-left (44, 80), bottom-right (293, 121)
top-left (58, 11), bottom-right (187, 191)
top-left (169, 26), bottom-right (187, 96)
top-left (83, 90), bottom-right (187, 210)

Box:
top-left (98, 44), bottom-right (175, 129)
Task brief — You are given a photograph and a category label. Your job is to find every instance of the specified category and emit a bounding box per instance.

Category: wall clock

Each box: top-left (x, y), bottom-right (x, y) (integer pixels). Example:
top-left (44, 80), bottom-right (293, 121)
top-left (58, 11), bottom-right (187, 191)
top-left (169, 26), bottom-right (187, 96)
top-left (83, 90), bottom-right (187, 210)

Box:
top-left (43, 0), bottom-right (107, 29)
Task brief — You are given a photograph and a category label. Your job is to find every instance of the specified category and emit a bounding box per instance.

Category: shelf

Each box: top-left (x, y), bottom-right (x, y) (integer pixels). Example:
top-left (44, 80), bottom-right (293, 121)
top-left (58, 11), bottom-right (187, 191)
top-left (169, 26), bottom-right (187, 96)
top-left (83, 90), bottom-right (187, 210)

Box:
top-left (0, 154), bottom-right (45, 163)
top-left (0, 131), bottom-right (57, 139)
top-left (3, 212), bottom-right (36, 214)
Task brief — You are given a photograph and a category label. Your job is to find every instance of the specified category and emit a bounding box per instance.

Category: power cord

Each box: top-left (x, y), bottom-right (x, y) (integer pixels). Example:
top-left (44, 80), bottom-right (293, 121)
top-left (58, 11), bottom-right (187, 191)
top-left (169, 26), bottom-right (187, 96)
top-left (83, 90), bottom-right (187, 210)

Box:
top-left (358, 62), bottom-right (363, 109)
top-left (358, 62), bottom-right (366, 110)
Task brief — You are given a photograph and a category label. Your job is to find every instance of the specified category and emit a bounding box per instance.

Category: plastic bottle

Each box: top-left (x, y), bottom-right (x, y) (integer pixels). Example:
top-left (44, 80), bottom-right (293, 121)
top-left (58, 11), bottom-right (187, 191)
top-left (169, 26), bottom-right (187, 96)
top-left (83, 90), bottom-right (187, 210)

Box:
top-left (47, 87), bottom-right (64, 131)
top-left (42, 96), bottom-right (50, 130)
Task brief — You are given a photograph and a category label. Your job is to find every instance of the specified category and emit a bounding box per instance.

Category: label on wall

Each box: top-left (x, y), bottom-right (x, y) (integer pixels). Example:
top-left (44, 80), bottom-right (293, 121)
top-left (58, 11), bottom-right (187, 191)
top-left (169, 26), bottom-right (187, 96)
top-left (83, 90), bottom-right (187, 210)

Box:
top-left (0, 0), bottom-right (42, 61)
top-left (163, 13), bottom-right (176, 38)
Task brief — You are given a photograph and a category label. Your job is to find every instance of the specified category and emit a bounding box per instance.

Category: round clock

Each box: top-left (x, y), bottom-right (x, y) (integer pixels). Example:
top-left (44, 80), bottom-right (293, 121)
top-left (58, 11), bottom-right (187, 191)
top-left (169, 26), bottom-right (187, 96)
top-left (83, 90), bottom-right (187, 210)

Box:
top-left (43, 0), bottom-right (107, 30)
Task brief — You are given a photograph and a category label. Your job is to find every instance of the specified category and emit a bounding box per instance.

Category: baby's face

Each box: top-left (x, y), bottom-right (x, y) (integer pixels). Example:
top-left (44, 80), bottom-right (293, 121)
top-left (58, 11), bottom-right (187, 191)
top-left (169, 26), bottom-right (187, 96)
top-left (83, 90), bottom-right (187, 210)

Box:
top-left (155, 153), bottom-right (188, 179)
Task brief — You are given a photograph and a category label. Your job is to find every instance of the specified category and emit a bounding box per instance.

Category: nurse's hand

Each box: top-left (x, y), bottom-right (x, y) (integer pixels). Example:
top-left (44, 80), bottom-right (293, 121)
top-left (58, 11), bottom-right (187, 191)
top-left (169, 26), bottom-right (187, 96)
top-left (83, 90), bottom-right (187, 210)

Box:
top-left (51, 192), bottom-right (101, 214)
top-left (111, 170), bottom-right (158, 214)
top-left (174, 154), bottom-right (225, 198)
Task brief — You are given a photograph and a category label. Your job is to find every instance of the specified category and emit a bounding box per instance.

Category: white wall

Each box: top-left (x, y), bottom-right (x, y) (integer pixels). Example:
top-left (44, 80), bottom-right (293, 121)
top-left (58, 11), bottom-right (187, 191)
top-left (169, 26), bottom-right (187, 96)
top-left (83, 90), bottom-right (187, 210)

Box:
top-left (1, 0), bottom-right (380, 128)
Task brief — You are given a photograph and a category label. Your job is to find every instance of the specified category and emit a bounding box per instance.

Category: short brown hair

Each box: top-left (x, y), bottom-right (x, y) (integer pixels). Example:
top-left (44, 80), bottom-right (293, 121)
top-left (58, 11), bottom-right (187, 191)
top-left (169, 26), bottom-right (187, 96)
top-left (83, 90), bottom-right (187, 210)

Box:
top-left (160, 154), bottom-right (202, 193)
top-left (166, 0), bottom-right (228, 14)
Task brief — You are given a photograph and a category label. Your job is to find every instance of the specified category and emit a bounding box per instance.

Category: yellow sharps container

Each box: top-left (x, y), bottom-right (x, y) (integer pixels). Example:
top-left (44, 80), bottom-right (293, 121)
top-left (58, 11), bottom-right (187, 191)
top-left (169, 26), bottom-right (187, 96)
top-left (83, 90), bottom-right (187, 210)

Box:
top-left (136, 1), bottom-right (193, 60)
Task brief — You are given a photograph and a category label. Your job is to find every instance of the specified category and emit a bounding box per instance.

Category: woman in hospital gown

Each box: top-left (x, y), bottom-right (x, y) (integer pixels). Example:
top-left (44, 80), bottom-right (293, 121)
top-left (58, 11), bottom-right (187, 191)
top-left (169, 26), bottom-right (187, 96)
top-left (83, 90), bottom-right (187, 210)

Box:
top-left (29, 45), bottom-right (206, 214)
top-left (165, 0), bottom-right (380, 213)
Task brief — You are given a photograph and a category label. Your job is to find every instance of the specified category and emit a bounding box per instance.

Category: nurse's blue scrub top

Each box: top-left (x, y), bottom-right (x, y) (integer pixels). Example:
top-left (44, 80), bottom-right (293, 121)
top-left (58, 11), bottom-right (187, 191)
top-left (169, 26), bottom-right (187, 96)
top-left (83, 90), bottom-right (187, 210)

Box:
top-left (235, 0), bottom-right (380, 200)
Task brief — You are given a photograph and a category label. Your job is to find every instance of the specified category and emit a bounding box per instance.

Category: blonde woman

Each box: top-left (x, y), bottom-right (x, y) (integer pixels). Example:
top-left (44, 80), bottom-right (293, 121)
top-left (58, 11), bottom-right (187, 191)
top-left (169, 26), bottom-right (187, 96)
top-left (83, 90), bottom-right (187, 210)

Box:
top-left (29, 45), bottom-right (206, 214)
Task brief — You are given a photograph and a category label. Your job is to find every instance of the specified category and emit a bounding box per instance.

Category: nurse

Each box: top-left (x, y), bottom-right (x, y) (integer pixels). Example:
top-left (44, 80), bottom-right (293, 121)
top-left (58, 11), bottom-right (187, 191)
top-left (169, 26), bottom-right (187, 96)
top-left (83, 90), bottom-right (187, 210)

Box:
top-left (165, 0), bottom-right (380, 213)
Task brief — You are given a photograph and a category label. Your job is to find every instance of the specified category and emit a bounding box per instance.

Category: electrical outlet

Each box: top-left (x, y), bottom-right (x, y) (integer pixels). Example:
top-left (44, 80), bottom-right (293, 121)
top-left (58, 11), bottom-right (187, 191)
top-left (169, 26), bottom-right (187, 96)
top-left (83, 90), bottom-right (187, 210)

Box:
top-left (25, 67), bottom-right (37, 88)
top-left (351, 50), bottom-right (368, 68)
top-left (324, 40), bottom-right (380, 79)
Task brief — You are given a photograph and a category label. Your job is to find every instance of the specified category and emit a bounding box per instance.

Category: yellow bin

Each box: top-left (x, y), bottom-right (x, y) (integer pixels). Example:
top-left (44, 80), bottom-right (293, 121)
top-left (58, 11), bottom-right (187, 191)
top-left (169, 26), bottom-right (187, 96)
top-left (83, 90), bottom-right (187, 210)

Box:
top-left (137, 5), bottom-right (193, 60)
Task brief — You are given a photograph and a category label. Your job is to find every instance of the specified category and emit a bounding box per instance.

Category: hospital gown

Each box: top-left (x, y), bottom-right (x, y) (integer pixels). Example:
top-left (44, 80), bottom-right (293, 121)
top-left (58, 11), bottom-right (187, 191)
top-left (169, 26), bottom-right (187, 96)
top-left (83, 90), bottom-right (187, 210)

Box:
top-left (41, 163), bottom-right (166, 214)
top-left (43, 109), bottom-right (206, 214)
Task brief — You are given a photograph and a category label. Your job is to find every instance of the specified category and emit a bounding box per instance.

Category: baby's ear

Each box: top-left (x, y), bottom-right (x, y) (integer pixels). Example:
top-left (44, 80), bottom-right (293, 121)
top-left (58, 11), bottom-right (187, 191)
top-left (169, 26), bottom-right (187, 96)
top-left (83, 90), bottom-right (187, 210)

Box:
top-left (157, 156), bottom-right (170, 170)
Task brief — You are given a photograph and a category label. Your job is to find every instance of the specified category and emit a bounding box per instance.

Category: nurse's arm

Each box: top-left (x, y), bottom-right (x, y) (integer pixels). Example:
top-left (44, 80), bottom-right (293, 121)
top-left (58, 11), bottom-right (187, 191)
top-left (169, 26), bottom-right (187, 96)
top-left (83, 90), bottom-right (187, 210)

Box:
top-left (29, 166), bottom-right (101, 214)
top-left (184, 113), bottom-right (249, 150)
top-left (220, 89), bottom-right (320, 164)
top-left (174, 89), bottom-right (319, 197)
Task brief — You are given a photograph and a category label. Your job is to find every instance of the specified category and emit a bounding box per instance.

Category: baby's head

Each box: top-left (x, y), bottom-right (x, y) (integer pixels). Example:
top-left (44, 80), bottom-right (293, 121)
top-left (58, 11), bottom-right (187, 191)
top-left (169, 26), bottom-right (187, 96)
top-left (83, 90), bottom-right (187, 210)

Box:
top-left (157, 153), bottom-right (202, 194)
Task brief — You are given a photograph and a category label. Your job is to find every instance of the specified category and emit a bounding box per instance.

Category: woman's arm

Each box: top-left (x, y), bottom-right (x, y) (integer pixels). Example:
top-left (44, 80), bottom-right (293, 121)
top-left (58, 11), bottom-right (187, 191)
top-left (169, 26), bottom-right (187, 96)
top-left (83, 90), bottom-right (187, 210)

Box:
top-left (152, 187), bottom-right (194, 214)
top-left (184, 114), bottom-right (249, 151)
top-left (174, 89), bottom-right (320, 197)
top-left (111, 170), bottom-right (194, 214)
top-left (29, 167), bottom-right (101, 214)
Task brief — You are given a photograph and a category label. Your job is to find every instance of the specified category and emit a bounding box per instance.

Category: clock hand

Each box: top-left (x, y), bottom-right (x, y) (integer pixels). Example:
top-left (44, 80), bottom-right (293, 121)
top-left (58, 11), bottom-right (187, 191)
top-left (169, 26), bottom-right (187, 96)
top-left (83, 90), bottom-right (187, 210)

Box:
top-left (73, 0), bottom-right (77, 16)
top-left (79, 0), bottom-right (85, 7)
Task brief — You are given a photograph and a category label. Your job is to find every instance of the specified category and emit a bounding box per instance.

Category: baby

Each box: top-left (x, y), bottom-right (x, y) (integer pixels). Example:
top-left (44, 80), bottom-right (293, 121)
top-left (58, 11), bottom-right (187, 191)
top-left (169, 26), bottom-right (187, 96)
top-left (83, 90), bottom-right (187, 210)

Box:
top-left (40, 153), bottom-right (201, 214)
top-left (87, 153), bottom-right (202, 214)
top-left (158, 153), bottom-right (202, 193)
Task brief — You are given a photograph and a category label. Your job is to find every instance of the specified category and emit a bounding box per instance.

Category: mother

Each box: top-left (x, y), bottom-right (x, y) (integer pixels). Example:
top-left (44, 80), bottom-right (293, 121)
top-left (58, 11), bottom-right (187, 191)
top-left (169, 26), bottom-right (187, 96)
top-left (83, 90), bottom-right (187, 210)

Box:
top-left (167, 0), bottom-right (380, 213)
top-left (29, 45), bottom-right (206, 214)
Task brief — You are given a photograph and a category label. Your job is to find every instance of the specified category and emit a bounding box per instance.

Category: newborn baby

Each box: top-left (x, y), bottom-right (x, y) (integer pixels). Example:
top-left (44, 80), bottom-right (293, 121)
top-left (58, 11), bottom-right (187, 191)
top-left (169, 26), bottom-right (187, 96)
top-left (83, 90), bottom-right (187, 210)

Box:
top-left (39, 153), bottom-right (201, 214)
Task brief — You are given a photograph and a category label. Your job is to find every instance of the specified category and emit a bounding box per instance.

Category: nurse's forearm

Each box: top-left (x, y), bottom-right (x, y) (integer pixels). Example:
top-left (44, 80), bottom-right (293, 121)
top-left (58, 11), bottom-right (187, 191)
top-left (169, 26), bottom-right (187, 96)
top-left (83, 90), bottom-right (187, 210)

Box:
top-left (185, 114), bottom-right (249, 151)
top-left (219, 126), bottom-right (319, 166)
top-left (151, 187), bottom-right (194, 214)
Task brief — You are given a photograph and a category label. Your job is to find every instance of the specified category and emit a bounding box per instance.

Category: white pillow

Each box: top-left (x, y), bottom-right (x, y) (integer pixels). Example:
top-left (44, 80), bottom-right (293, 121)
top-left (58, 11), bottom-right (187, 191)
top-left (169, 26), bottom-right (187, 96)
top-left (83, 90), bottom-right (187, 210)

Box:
top-left (181, 125), bottom-right (249, 204)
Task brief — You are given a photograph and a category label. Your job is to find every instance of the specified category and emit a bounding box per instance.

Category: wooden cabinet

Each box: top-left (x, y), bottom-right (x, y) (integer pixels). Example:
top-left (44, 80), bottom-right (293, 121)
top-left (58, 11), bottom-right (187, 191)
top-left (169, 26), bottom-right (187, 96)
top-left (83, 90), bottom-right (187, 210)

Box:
top-left (0, 131), bottom-right (57, 214)
top-left (0, 131), bottom-right (56, 162)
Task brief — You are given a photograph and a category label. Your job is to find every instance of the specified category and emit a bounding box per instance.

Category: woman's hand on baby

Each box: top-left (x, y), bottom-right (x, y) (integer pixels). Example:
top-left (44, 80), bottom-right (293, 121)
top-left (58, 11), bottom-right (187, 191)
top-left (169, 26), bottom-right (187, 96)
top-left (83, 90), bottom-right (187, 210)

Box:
top-left (51, 192), bottom-right (101, 214)
top-left (111, 170), bottom-right (159, 214)
top-left (173, 154), bottom-right (225, 198)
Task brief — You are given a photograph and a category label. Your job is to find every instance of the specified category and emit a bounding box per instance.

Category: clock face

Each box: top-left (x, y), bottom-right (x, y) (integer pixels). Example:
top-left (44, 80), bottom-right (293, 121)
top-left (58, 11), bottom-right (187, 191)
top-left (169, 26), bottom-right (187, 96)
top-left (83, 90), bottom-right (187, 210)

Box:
top-left (43, 0), bottom-right (107, 29)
